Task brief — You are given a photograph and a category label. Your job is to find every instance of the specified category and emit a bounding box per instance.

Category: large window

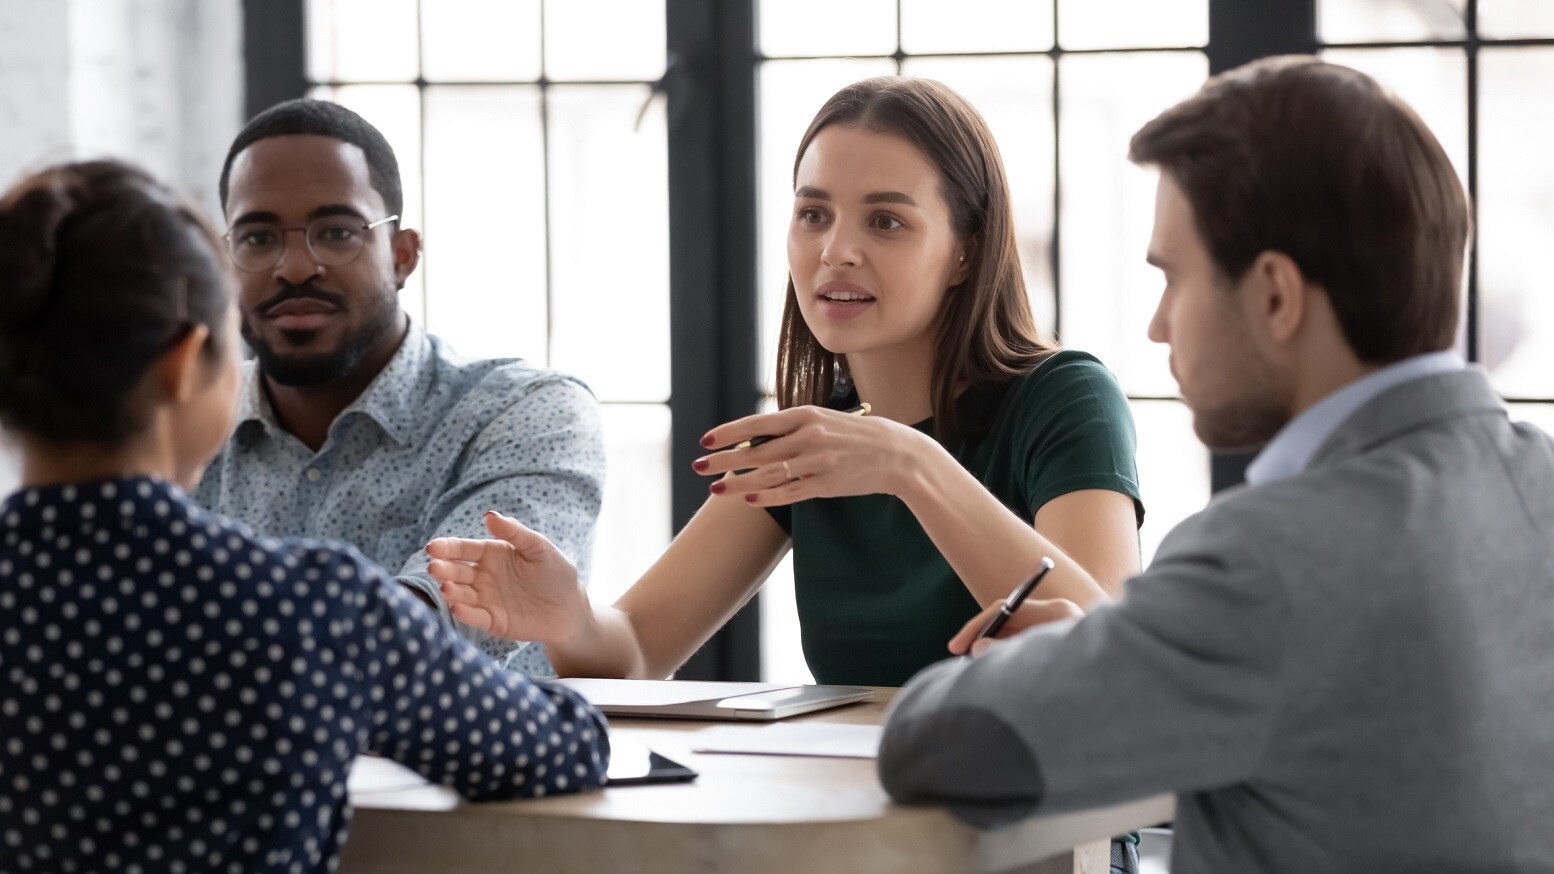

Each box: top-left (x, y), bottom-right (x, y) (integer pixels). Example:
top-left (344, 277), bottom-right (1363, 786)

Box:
top-left (304, 0), bottom-right (672, 607)
top-left (291, 0), bottom-right (1554, 683)
top-left (755, 1), bottom-right (1211, 682)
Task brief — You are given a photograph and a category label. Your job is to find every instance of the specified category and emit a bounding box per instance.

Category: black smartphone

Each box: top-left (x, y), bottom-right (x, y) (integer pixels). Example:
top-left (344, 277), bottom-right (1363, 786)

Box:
top-left (605, 737), bottom-right (698, 786)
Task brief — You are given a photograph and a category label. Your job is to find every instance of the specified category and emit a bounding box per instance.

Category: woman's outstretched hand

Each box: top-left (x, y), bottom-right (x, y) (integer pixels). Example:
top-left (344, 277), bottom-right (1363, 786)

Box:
top-left (425, 511), bottom-right (590, 644)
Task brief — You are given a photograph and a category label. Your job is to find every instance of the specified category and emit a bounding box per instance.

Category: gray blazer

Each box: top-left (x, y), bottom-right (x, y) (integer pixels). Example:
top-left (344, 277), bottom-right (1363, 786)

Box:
top-left (879, 370), bottom-right (1554, 874)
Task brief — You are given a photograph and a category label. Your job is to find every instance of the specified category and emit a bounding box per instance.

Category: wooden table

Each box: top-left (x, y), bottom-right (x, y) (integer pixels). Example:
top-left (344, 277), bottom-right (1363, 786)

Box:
top-left (341, 688), bottom-right (1173, 874)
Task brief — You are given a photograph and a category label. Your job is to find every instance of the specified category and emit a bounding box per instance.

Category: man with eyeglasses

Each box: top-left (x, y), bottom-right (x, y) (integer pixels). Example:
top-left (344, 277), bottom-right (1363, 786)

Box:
top-left (198, 99), bottom-right (604, 675)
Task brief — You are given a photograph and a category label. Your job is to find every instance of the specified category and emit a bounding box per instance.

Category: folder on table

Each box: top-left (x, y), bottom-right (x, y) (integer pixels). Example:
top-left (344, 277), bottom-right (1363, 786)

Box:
top-left (556, 678), bottom-right (873, 721)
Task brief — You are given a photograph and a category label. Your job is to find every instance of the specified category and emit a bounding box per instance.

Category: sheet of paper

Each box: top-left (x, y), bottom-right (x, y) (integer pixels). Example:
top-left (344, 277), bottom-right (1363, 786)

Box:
top-left (690, 723), bottom-right (884, 759)
top-left (348, 755), bottom-right (432, 794)
top-left (556, 678), bottom-right (793, 707)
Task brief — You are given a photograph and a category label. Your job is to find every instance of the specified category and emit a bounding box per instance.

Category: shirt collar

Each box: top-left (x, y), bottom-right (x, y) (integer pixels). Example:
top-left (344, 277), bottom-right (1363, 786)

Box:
top-left (1245, 350), bottom-right (1465, 487)
top-left (233, 321), bottom-right (434, 449)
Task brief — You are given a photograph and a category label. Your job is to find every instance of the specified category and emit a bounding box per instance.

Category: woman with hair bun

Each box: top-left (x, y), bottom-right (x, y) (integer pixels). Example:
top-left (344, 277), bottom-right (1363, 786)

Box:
top-left (0, 160), bottom-right (609, 873)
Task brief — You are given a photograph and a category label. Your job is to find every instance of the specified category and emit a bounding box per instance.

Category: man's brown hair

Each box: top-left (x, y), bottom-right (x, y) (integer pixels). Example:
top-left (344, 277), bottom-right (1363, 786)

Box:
top-left (1129, 56), bottom-right (1471, 364)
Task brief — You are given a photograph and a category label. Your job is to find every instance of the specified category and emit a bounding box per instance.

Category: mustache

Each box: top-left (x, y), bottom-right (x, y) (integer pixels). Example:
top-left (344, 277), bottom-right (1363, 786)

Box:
top-left (254, 280), bottom-right (348, 317)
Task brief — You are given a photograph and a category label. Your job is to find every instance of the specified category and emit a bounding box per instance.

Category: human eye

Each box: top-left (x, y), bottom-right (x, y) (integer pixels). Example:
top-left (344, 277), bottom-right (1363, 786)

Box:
top-left (312, 221), bottom-right (362, 248)
top-left (233, 226), bottom-right (278, 249)
top-left (870, 213), bottom-right (905, 231)
top-left (794, 205), bottom-right (828, 225)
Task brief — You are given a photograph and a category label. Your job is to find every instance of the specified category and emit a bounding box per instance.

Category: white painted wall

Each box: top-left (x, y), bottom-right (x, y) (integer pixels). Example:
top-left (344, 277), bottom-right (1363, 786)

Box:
top-left (0, 0), bottom-right (244, 493)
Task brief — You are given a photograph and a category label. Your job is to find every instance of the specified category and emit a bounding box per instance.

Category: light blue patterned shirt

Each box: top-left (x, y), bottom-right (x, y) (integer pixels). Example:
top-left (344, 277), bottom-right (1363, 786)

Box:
top-left (195, 324), bottom-right (604, 674)
top-left (1246, 350), bottom-right (1465, 487)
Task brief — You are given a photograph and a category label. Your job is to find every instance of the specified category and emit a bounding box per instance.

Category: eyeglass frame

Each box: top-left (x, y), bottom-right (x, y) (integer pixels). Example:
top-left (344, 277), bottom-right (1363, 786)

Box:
top-left (221, 213), bottom-right (401, 274)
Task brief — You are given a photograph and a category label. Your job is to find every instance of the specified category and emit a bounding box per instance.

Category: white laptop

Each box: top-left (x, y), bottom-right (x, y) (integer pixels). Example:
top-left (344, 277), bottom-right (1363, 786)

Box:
top-left (556, 678), bottom-right (873, 721)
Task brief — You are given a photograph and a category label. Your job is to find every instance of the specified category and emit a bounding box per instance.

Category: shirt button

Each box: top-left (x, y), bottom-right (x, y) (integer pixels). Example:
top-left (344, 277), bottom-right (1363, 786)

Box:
top-left (306, 468), bottom-right (322, 482)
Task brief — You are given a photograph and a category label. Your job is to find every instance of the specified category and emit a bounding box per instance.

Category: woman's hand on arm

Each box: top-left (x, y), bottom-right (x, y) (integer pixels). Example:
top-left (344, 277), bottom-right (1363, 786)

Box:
top-left (694, 405), bottom-right (1140, 611)
top-left (693, 406), bottom-right (923, 505)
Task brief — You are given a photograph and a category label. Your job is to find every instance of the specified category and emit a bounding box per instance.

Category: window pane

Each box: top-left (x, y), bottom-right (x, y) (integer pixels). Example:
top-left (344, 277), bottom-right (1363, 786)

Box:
top-left (590, 404), bottom-right (673, 606)
top-left (545, 0), bottom-right (665, 81)
top-left (547, 86), bottom-right (671, 404)
top-left (1058, 0), bottom-right (1207, 50)
top-left (901, 56), bottom-right (1057, 338)
top-left (421, 0), bottom-right (541, 82)
top-left (757, 59), bottom-right (895, 393)
top-left (1130, 400), bottom-right (1208, 565)
top-left (306, 0), bottom-right (418, 82)
top-left (900, 0), bottom-right (1053, 54)
top-left (1508, 404), bottom-right (1554, 437)
top-left (1322, 48), bottom-right (1468, 182)
top-left (310, 85), bottom-right (426, 325)
top-left (421, 86), bottom-right (547, 362)
top-left (759, 0), bottom-right (897, 58)
top-left (1480, 0), bottom-right (1554, 38)
top-left (1318, 0), bottom-right (1467, 42)
top-left (1479, 48), bottom-right (1554, 397)
top-left (1058, 52), bottom-right (1207, 397)
top-left (759, 552), bottom-right (812, 684)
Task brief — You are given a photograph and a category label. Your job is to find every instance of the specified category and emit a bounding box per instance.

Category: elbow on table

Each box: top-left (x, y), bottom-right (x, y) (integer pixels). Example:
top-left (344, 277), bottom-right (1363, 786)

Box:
top-left (877, 707), bottom-right (1046, 829)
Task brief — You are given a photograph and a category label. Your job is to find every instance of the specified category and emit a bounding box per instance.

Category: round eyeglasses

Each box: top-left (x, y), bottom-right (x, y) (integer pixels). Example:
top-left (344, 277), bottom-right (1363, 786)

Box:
top-left (223, 214), bottom-right (399, 274)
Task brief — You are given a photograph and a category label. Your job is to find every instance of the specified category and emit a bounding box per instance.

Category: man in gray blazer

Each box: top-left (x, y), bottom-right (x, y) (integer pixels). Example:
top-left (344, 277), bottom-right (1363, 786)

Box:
top-left (879, 56), bottom-right (1554, 873)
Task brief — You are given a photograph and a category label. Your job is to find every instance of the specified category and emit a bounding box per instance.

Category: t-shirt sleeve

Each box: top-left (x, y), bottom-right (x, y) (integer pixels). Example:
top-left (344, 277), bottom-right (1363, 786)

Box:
top-left (1013, 354), bottom-right (1144, 526)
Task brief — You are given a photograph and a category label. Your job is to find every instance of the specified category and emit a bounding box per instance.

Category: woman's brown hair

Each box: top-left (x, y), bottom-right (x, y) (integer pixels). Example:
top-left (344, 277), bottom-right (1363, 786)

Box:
top-left (0, 160), bottom-right (232, 445)
top-left (775, 76), bottom-right (1054, 445)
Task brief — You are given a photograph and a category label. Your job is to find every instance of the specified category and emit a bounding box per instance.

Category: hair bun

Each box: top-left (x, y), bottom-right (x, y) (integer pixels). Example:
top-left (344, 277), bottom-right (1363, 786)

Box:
top-left (0, 172), bottom-right (80, 329)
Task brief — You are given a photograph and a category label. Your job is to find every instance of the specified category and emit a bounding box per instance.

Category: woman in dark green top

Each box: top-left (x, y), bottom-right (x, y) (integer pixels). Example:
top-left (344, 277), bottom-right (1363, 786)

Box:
top-left (426, 76), bottom-right (1143, 689)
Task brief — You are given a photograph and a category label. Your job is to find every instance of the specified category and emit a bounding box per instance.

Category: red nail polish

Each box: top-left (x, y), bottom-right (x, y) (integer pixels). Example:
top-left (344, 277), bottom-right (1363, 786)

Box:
top-left (700, 434), bottom-right (715, 448)
top-left (692, 458), bottom-right (709, 472)
top-left (709, 481), bottom-right (726, 495)
top-left (744, 493), bottom-right (758, 503)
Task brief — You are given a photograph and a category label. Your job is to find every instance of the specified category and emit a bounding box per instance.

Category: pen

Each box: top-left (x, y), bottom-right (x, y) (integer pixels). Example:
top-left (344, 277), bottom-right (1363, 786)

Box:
top-left (733, 402), bottom-right (870, 450)
top-left (972, 557), bottom-right (1056, 645)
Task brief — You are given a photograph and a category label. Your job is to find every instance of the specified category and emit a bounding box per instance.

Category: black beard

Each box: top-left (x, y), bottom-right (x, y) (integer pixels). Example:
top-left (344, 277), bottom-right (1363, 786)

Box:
top-left (243, 282), bottom-right (402, 388)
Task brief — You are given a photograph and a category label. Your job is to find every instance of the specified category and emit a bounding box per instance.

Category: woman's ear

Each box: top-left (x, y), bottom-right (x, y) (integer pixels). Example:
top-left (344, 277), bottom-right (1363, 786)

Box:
top-left (153, 324), bottom-right (213, 404)
top-left (951, 240), bottom-right (974, 286)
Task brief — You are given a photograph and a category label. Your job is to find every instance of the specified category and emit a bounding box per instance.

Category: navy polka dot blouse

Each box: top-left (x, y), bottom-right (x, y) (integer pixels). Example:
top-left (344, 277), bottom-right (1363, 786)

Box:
top-left (0, 476), bottom-right (610, 873)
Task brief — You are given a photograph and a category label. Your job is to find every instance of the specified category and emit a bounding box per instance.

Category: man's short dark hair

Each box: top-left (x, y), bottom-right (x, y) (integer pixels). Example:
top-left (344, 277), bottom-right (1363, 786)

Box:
top-left (218, 98), bottom-right (403, 218)
top-left (1129, 56), bottom-right (1471, 364)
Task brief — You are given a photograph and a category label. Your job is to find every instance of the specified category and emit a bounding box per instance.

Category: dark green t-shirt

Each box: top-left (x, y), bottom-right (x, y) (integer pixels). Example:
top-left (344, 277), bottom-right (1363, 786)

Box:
top-left (767, 350), bottom-right (1143, 687)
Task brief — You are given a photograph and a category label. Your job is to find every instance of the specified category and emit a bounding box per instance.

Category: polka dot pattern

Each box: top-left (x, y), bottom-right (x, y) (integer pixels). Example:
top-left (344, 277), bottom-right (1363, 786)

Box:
top-left (0, 476), bottom-right (611, 873)
top-left (194, 327), bottom-right (605, 674)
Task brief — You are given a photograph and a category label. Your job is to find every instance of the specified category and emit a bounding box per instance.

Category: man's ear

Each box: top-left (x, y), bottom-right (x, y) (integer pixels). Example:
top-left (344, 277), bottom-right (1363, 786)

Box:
top-left (1244, 250), bottom-right (1308, 345)
top-left (154, 324), bottom-right (213, 404)
top-left (390, 228), bottom-right (422, 290)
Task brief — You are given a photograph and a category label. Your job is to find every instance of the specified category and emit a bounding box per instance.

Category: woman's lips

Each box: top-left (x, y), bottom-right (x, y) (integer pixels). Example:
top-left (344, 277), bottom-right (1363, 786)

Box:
top-left (816, 281), bottom-right (876, 320)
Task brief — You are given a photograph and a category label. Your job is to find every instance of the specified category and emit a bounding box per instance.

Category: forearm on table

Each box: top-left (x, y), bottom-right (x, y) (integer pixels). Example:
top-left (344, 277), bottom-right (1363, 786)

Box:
top-left (544, 605), bottom-right (653, 679)
top-left (893, 439), bottom-right (1110, 609)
